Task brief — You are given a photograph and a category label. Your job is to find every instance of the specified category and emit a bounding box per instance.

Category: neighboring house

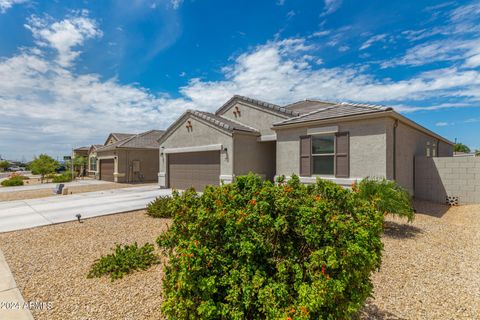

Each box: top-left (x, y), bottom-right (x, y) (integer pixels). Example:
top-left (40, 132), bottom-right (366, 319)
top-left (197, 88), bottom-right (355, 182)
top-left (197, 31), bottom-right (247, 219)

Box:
top-left (158, 95), bottom-right (453, 192)
top-left (73, 147), bottom-right (89, 158)
top-left (95, 130), bottom-right (164, 183)
top-left (87, 144), bottom-right (104, 177)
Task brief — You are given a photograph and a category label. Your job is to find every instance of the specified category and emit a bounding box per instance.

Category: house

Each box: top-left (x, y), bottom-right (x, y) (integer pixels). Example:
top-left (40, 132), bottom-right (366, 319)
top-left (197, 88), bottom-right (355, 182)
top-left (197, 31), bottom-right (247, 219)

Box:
top-left (158, 95), bottom-right (453, 193)
top-left (93, 130), bottom-right (165, 183)
top-left (73, 147), bottom-right (89, 158)
top-left (87, 144), bottom-right (104, 177)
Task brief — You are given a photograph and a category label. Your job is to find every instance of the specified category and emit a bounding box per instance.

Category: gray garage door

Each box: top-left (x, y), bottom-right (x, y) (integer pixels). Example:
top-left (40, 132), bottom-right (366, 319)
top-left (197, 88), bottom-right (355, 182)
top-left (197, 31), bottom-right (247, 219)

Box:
top-left (100, 159), bottom-right (114, 182)
top-left (168, 151), bottom-right (220, 191)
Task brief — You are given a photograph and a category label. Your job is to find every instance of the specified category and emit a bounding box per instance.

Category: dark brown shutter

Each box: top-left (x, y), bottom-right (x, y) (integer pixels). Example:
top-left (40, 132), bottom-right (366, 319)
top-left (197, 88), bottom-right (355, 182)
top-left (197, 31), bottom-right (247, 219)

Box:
top-left (335, 132), bottom-right (349, 178)
top-left (299, 135), bottom-right (312, 176)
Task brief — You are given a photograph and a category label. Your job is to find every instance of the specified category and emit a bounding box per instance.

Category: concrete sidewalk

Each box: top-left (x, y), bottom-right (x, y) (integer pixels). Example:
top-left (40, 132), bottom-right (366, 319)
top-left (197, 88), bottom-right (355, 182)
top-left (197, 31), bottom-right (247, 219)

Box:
top-left (0, 179), bottom-right (110, 193)
top-left (0, 185), bottom-right (171, 233)
top-left (0, 249), bottom-right (34, 320)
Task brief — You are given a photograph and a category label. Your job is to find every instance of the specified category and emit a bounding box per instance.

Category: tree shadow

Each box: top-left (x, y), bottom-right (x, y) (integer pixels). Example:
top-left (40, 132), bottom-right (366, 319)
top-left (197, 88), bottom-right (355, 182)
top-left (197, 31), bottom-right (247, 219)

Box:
top-left (383, 220), bottom-right (423, 239)
top-left (357, 302), bottom-right (408, 320)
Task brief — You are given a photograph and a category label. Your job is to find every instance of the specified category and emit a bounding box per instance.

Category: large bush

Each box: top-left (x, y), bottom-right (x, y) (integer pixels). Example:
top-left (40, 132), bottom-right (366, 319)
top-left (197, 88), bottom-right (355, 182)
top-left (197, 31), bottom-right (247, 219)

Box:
top-left (1, 176), bottom-right (24, 187)
top-left (157, 174), bottom-right (384, 319)
top-left (29, 154), bottom-right (59, 183)
top-left (88, 242), bottom-right (160, 281)
top-left (353, 178), bottom-right (414, 222)
top-left (146, 195), bottom-right (174, 218)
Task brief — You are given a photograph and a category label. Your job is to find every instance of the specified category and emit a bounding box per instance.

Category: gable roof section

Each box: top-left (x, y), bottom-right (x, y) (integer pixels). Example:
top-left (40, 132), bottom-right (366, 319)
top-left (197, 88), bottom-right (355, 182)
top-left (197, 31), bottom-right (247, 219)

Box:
top-left (215, 95), bottom-right (300, 117)
top-left (158, 109), bottom-right (258, 145)
top-left (88, 144), bottom-right (104, 153)
top-left (97, 130), bottom-right (164, 152)
top-left (103, 132), bottom-right (136, 145)
top-left (191, 110), bottom-right (258, 133)
top-left (274, 102), bottom-right (392, 126)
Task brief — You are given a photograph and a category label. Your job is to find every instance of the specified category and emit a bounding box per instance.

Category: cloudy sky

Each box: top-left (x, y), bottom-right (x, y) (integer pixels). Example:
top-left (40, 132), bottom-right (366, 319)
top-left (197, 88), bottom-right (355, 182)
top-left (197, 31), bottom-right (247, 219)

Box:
top-left (0, 0), bottom-right (479, 161)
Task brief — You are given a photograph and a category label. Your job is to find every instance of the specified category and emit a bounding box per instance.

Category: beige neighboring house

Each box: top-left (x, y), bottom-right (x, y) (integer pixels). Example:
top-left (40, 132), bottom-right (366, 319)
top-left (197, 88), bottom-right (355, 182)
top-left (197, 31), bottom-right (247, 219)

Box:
top-left (158, 95), bottom-right (453, 192)
top-left (87, 144), bottom-right (104, 177)
top-left (93, 130), bottom-right (164, 183)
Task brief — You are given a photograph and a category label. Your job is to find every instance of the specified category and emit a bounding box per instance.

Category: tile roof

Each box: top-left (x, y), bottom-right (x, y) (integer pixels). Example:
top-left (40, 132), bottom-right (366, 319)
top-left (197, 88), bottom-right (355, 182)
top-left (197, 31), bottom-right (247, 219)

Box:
top-left (190, 110), bottom-right (258, 133)
top-left (275, 101), bottom-right (392, 126)
top-left (97, 130), bottom-right (165, 151)
top-left (284, 99), bottom-right (339, 114)
top-left (215, 95), bottom-right (299, 117)
top-left (111, 133), bottom-right (136, 141)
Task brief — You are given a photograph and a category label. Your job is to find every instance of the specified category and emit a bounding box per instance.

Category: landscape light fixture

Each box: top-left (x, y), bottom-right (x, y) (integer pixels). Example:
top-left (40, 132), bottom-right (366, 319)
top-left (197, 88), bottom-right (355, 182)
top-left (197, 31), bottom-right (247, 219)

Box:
top-left (76, 214), bottom-right (82, 223)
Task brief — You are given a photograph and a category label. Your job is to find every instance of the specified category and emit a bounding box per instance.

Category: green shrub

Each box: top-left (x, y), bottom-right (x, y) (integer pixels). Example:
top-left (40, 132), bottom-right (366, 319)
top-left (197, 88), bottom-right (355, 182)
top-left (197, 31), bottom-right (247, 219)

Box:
top-left (353, 178), bottom-right (414, 222)
top-left (52, 173), bottom-right (72, 183)
top-left (146, 196), bottom-right (174, 218)
top-left (87, 242), bottom-right (160, 281)
top-left (157, 174), bottom-right (384, 319)
top-left (1, 176), bottom-right (24, 187)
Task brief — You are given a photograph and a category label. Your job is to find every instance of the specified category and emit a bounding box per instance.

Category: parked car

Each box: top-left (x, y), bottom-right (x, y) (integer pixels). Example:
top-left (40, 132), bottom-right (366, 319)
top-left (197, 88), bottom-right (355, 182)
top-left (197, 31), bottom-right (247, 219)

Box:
top-left (7, 166), bottom-right (24, 172)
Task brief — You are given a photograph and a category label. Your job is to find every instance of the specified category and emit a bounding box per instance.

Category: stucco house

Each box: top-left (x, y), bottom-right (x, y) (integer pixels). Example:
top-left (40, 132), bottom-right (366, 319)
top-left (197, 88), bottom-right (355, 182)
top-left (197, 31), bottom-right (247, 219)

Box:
top-left (158, 95), bottom-right (453, 192)
top-left (93, 130), bottom-right (164, 183)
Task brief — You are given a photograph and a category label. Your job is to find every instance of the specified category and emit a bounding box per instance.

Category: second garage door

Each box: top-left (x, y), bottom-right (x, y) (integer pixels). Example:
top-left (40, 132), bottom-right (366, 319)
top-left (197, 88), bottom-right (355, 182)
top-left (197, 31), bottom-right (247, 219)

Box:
top-left (100, 159), bottom-right (114, 182)
top-left (168, 151), bottom-right (220, 191)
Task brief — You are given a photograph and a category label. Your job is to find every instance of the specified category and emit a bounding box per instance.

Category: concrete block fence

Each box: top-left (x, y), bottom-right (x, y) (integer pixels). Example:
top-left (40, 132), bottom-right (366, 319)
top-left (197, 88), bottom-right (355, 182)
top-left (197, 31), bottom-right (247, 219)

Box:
top-left (414, 156), bottom-right (480, 204)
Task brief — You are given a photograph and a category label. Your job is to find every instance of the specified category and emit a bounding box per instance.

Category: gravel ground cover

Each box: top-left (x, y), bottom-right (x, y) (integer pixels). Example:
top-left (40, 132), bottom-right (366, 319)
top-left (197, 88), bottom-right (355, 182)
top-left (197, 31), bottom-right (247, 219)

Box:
top-left (0, 210), bottom-right (169, 320)
top-left (0, 182), bottom-right (147, 201)
top-left (0, 202), bottom-right (478, 319)
top-left (361, 201), bottom-right (480, 319)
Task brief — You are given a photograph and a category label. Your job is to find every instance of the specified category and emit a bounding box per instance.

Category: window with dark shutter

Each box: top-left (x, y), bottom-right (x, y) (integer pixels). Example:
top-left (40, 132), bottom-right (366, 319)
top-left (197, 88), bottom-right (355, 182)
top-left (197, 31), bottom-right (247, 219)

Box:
top-left (299, 135), bottom-right (312, 176)
top-left (335, 132), bottom-right (349, 178)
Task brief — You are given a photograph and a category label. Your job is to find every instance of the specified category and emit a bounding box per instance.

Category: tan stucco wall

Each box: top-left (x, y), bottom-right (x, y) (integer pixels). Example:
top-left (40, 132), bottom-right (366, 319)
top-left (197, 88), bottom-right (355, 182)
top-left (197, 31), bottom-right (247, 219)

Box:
top-left (275, 118), bottom-right (389, 179)
top-left (218, 101), bottom-right (288, 135)
top-left (233, 134), bottom-right (276, 181)
top-left (393, 121), bottom-right (453, 194)
top-left (159, 115), bottom-right (234, 186)
top-left (119, 149), bottom-right (159, 183)
top-left (96, 149), bottom-right (159, 183)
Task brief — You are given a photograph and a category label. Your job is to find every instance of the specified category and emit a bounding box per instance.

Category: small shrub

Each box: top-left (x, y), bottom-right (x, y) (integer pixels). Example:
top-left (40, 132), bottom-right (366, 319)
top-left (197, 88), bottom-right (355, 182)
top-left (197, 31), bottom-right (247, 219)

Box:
top-left (158, 174), bottom-right (384, 319)
top-left (354, 178), bottom-right (414, 222)
top-left (1, 176), bottom-right (24, 187)
top-left (146, 196), bottom-right (174, 218)
top-left (87, 242), bottom-right (160, 281)
top-left (9, 172), bottom-right (29, 180)
top-left (52, 173), bottom-right (72, 183)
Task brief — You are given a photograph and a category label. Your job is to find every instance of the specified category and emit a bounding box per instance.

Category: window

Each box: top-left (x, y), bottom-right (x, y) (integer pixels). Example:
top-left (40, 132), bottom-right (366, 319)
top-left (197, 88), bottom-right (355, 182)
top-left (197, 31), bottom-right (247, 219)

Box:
top-left (90, 157), bottom-right (97, 171)
top-left (432, 142), bottom-right (437, 157)
top-left (312, 135), bottom-right (335, 175)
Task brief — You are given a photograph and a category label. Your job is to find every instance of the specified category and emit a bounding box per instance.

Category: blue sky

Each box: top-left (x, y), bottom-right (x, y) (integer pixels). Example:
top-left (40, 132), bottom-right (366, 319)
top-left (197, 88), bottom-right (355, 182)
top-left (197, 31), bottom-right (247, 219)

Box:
top-left (0, 0), bottom-right (479, 161)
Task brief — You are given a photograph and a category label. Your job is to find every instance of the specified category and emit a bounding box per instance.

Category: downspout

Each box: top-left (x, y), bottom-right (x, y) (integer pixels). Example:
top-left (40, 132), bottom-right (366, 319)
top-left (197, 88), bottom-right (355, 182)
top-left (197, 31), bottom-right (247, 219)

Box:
top-left (393, 119), bottom-right (398, 180)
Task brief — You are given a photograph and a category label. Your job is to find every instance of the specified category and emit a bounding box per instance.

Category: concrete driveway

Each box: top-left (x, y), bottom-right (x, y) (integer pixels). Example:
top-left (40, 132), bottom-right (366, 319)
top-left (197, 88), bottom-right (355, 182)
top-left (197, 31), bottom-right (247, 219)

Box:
top-left (0, 185), bottom-right (171, 233)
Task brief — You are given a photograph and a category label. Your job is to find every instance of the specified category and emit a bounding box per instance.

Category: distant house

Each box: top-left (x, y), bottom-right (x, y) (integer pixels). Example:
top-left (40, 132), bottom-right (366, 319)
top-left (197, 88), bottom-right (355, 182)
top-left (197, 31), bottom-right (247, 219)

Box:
top-left (93, 130), bottom-right (165, 183)
top-left (73, 146), bottom-right (89, 158)
top-left (158, 95), bottom-right (453, 193)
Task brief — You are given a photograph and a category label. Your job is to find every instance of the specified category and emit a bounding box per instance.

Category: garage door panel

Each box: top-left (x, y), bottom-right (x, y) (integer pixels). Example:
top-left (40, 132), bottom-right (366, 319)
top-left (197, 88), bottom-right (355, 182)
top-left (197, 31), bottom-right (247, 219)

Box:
top-left (100, 159), bottom-right (114, 182)
top-left (168, 151), bottom-right (220, 191)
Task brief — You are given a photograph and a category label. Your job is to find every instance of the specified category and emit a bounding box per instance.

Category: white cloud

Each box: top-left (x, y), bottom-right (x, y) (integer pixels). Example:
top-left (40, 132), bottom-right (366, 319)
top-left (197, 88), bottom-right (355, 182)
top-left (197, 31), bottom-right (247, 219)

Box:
top-left (276, 0), bottom-right (286, 6)
top-left (171, 0), bottom-right (183, 9)
top-left (360, 34), bottom-right (387, 50)
top-left (321, 0), bottom-right (342, 16)
top-left (0, 0), bottom-right (26, 13)
top-left (25, 12), bottom-right (102, 67)
top-left (2, 7), bottom-right (480, 159)
top-left (435, 122), bottom-right (449, 126)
